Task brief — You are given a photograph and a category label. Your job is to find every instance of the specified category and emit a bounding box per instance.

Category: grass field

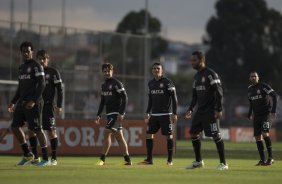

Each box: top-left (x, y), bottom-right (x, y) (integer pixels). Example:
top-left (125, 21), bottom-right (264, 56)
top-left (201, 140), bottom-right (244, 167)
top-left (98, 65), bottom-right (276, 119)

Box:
top-left (1, 140), bottom-right (282, 184)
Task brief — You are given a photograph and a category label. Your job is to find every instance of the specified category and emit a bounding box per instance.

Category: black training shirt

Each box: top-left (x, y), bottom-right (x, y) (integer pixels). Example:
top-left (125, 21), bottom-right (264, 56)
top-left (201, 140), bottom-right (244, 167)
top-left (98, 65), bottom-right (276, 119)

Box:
top-left (247, 82), bottom-right (277, 117)
top-left (43, 66), bottom-right (63, 108)
top-left (11, 59), bottom-right (45, 104)
top-left (146, 76), bottom-right (178, 115)
top-left (97, 77), bottom-right (128, 116)
top-left (188, 67), bottom-right (223, 113)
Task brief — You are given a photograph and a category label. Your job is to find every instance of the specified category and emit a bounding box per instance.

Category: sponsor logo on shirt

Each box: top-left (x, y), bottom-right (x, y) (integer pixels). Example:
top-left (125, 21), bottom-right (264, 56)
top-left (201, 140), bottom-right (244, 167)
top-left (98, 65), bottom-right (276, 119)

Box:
top-left (151, 89), bottom-right (164, 94)
top-left (19, 74), bottom-right (31, 80)
top-left (250, 95), bottom-right (262, 100)
top-left (102, 91), bottom-right (113, 96)
top-left (196, 85), bottom-right (206, 91)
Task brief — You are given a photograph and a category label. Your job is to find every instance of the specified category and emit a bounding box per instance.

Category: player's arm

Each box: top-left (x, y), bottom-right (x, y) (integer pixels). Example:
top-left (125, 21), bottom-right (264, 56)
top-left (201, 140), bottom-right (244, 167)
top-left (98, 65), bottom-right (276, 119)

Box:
top-left (267, 87), bottom-right (278, 114)
top-left (168, 82), bottom-right (178, 123)
top-left (145, 87), bottom-right (152, 122)
top-left (118, 90), bottom-right (127, 121)
top-left (211, 77), bottom-right (223, 113)
top-left (8, 84), bottom-right (20, 112)
top-left (54, 70), bottom-right (63, 115)
top-left (28, 64), bottom-right (45, 109)
top-left (186, 85), bottom-right (197, 119)
top-left (247, 99), bottom-right (253, 120)
top-left (95, 93), bottom-right (105, 124)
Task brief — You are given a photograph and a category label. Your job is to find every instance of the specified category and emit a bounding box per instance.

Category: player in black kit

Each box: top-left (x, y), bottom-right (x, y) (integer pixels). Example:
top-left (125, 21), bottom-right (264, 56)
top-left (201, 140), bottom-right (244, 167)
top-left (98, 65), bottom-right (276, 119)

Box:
top-left (7, 41), bottom-right (49, 166)
top-left (185, 51), bottom-right (228, 170)
top-left (29, 50), bottom-right (63, 166)
top-left (247, 71), bottom-right (277, 166)
top-left (95, 62), bottom-right (132, 166)
top-left (138, 62), bottom-right (178, 166)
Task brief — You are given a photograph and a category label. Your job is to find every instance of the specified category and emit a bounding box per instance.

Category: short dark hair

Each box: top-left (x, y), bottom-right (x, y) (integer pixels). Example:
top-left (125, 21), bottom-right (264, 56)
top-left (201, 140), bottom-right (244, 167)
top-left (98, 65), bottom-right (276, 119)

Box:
top-left (192, 51), bottom-right (205, 62)
top-left (20, 41), bottom-right (33, 51)
top-left (101, 63), bottom-right (114, 71)
top-left (36, 50), bottom-right (49, 59)
top-left (250, 71), bottom-right (259, 76)
top-left (152, 62), bottom-right (163, 68)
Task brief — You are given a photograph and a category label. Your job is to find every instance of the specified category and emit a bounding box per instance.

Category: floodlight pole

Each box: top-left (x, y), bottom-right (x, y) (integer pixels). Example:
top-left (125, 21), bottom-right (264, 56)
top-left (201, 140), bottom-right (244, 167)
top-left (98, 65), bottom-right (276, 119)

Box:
top-left (143, 0), bottom-right (149, 113)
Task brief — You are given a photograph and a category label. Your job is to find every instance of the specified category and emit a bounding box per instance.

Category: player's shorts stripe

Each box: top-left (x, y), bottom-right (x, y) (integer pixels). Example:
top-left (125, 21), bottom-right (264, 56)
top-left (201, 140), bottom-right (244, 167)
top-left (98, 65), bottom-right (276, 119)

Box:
top-left (106, 112), bottom-right (119, 115)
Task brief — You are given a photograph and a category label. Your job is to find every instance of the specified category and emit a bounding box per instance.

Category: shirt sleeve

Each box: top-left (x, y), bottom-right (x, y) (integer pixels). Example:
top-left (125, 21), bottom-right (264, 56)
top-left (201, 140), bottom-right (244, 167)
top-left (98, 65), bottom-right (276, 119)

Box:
top-left (263, 84), bottom-right (278, 113)
top-left (146, 83), bottom-right (152, 114)
top-left (208, 72), bottom-right (223, 112)
top-left (188, 80), bottom-right (197, 112)
top-left (54, 69), bottom-right (63, 108)
top-left (97, 89), bottom-right (105, 117)
top-left (115, 81), bottom-right (127, 115)
top-left (11, 83), bottom-right (20, 104)
top-left (168, 81), bottom-right (178, 115)
top-left (32, 64), bottom-right (45, 102)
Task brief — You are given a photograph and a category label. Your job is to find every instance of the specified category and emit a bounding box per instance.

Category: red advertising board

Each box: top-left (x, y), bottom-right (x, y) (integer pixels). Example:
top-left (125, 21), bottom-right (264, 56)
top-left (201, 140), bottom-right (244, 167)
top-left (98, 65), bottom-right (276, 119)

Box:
top-left (0, 119), bottom-right (176, 155)
top-left (229, 127), bottom-right (276, 142)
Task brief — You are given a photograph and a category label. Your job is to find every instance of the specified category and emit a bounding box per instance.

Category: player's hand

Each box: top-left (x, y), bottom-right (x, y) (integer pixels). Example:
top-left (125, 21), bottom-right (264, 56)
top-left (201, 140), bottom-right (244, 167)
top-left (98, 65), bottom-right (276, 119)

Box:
top-left (94, 116), bottom-right (101, 125)
top-left (118, 114), bottom-right (125, 121)
top-left (185, 110), bottom-right (192, 119)
top-left (7, 103), bottom-right (14, 113)
top-left (25, 100), bottom-right (35, 109)
top-left (214, 111), bottom-right (222, 119)
top-left (55, 107), bottom-right (63, 116)
top-left (144, 113), bottom-right (150, 123)
top-left (247, 115), bottom-right (252, 121)
top-left (172, 114), bottom-right (177, 124)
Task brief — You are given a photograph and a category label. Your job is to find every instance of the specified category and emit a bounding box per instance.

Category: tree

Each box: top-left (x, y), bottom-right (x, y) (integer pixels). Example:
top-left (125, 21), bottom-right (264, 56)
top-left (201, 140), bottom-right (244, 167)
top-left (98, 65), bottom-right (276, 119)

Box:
top-left (204, 0), bottom-right (282, 89)
top-left (116, 9), bottom-right (167, 59)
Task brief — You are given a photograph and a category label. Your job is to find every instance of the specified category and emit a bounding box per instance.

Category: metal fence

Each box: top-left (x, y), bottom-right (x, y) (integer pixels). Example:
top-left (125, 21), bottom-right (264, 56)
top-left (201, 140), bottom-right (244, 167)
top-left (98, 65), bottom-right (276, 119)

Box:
top-left (0, 20), bottom-right (150, 119)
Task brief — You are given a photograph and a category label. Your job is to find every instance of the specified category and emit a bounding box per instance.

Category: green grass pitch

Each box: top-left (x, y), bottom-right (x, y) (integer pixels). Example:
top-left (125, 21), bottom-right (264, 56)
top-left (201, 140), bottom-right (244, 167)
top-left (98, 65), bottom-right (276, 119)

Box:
top-left (1, 141), bottom-right (282, 184)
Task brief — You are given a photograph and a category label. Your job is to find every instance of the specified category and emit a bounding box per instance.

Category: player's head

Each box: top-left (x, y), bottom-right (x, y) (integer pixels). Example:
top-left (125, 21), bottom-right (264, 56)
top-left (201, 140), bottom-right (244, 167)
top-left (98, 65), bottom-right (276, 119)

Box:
top-left (36, 50), bottom-right (50, 68)
top-left (20, 41), bottom-right (33, 60)
top-left (152, 62), bottom-right (163, 80)
top-left (101, 61), bottom-right (114, 79)
top-left (191, 51), bottom-right (205, 70)
top-left (249, 71), bottom-right (259, 84)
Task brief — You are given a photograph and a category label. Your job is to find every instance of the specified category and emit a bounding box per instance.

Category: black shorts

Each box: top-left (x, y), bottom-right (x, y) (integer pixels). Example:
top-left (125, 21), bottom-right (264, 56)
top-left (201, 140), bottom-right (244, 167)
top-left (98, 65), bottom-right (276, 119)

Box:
top-left (105, 113), bottom-right (122, 131)
top-left (11, 101), bottom-right (43, 131)
top-left (253, 114), bottom-right (271, 136)
top-left (190, 111), bottom-right (220, 137)
top-left (42, 104), bottom-right (56, 130)
top-left (147, 115), bottom-right (173, 136)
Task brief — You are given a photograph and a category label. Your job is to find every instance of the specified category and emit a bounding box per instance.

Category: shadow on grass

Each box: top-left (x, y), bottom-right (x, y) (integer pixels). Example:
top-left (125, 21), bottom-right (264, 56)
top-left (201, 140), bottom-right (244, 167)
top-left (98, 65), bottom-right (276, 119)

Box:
top-left (175, 148), bottom-right (282, 160)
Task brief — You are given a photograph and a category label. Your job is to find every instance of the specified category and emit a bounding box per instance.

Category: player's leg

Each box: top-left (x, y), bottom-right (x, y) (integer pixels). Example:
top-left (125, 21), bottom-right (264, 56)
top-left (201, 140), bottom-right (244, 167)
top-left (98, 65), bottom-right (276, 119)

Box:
top-left (186, 113), bottom-right (204, 169)
top-left (48, 129), bottom-right (58, 165)
top-left (204, 115), bottom-right (228, 170)
top-left (28, 130), bottom-right (40, 164)
top-left (138, 116), bottom-right (158, 165)
top-left (43, 104), bottom-right (58, 165)
top-left (160, 115), bottom-right (174, 165)
top-left (26, 102), bottom-right (49, 166)
top-left (11, 105), bottom-right (34, 165)
top-left (261, 115), bottom-right (273, 165)
top-left (113, 129), bottom-right (132, 165)
top-left (253, 116), bottom-right (266, 166)
top-left (96, 129), bottom-right (112, 165)
top-left (212, 132), bottom-right (228, 170)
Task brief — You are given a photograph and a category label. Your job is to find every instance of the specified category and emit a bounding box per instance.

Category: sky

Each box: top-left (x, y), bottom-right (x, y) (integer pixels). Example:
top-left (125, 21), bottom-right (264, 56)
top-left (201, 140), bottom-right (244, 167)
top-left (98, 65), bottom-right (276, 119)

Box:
top-left (0, 0), bottom-right (282, 44)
